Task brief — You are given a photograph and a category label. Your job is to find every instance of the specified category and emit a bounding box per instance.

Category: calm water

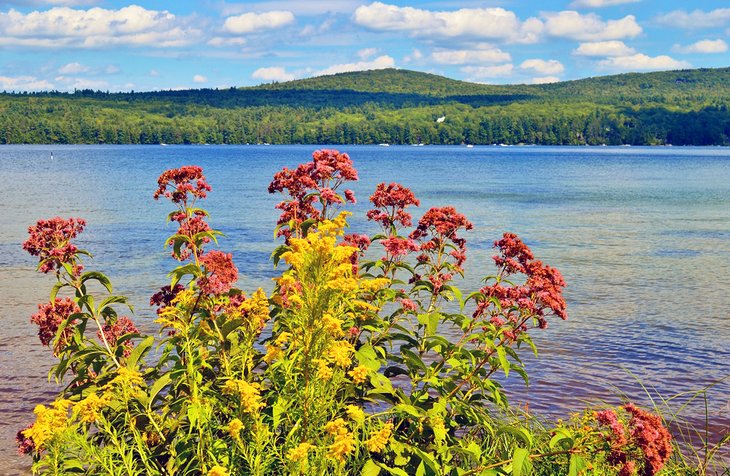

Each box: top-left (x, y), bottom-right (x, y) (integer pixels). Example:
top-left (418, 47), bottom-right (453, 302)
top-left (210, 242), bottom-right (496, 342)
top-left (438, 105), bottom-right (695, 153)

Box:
top-left (1, 145), bottom-right (729, 472)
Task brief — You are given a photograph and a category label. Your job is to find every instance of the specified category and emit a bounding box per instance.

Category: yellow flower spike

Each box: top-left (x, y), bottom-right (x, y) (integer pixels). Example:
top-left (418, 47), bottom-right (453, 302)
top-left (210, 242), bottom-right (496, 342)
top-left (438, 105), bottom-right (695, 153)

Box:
top-left (348, 365), bottom-right (369, 385)
top-left (321, 313), bottom-right (344, 337)
top-left (324, 419), bottom-right (356, 463)
top-left (263, 344), bottom-right (283, 364)
top-left (287, 442), bottom-right (314, 462)
top-left (365, 423), bottom-right (394, 453)
top-left (316, 359), bottom-right (333, 380)
top-left (227, 418), bottom-right (244, 439)
top-left (23, 399), bottom-right (72, 449)
top-left (327, 341), bottom-right (354, 368)
top-left (360, 277), bottom-right (391, 293)
top-left (345, 405), bottom-right (365, 423)
top-left (222, 379), bottom-right (264, 413)
top-left (274, 331), bottom-right (291, 347)
top-left (324, 418), bottom-right (348, 436)
top-left (74, 392), bottom-right (113, 423)
top-left (207, 465), bottom-right (229, 476)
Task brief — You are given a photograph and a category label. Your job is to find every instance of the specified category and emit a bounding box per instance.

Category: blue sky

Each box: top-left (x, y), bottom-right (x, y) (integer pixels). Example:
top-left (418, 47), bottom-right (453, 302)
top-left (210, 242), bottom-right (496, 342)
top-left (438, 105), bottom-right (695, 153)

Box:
top-left (1, 0), bottom-right (728, 92)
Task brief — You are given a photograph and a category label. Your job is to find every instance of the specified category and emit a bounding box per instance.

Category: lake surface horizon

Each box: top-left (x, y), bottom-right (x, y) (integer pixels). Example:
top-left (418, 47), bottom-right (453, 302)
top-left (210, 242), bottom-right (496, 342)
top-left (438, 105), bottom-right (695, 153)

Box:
top-left (1, 144), bottom-right (728, 472)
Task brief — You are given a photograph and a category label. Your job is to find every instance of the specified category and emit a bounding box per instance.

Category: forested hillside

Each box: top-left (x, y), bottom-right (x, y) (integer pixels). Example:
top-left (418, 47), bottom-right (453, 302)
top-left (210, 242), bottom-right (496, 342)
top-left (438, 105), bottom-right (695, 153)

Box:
top-left (1, 67), bottom-right (728, 145)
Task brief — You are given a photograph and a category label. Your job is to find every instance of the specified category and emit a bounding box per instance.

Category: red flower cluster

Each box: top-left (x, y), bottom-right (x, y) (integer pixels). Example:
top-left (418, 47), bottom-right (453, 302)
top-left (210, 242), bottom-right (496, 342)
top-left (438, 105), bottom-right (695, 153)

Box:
top-left (153, 166), bottom-right (211, 204)
top-left (150, 284), bottom-right (185, 314)
top-left (367, 182), bottom-right (420, 230)
top-left (381, 236), bottom-right (419, 259)
top-left (22, 217), bottom-right (86, 274)
top-left (624, 404), bottom-right (673, 476)
top-left (98, 316), bottom-right (139, 358)
top-left (173, 214), bottom-right (212, 261)
top-left (16, 424), bottom-right (35, 455)
top-left (475, 233), bottom-right (566, 340)
top-left (341, 233), bottom-right (372, 273)
top-left (198, 250), bottom-right (238, 295)
top-left (269, 149), bottom-right (358, 240)
top-left (31, 298), bottom-right (81, 353)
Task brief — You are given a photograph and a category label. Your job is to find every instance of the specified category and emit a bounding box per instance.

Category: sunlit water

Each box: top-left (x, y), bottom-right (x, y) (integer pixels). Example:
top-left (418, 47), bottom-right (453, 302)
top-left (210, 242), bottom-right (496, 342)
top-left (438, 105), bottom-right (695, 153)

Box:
top-left (1, 145), bottom-right (729, 472)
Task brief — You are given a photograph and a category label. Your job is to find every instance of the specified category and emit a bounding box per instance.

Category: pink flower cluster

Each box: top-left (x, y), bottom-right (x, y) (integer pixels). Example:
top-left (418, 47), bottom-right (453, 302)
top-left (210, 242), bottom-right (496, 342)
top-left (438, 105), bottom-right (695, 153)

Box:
top-left (341, 233), bottom-right (372, 273)
top-left (98, 316), bottom-right (139, 358)
top-left (367, 182), bottom-right (420, 230)
top-left (153, 166), bottom-right (211, 204)
top-left (476, 233), bottom-right (567, 337)
top-left (30, 298), bottom-right (81, 353)
top-left (268, 149), bottom-right (358, 240)
top-left (409, 206), bottom-right (473, 292)
top-left (22, 217), bottom-right (86, 274)
top-left (381, 236), bottom-right (419, 259)
top-left (198, 250), bottom-right (238, 295)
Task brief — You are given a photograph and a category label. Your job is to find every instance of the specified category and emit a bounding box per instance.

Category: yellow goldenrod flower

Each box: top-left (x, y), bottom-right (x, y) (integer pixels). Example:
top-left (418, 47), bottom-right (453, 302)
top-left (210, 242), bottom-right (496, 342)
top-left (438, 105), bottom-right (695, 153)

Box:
top-left (263, 344), bottom-right (283, 364)
top-left (327, 341), bottom-right (354, 368)
top-left (360, 277), bottom-right (391, 293)
top-left (239, 288), bottom-right (270, 333)
top-left (227, 418), bottom-right (244, 439)
top-left (316, 359), bottom-right (333, 380)
top-left (107, 366), bottom-right (145, 388)
top-left (348, 365), bottom-right (369, 385)
top-left (321, 313), bottom-right (344, 337)
top-left (207, 465), bottom-right (229, 476)
top-left (274, 331), bottom-right (291, 347)
top-left (326, 426), bottom-right (356, 463)
top-left (23, 399), bottom-right (72, 449)
top-left (327, 276), bottom-right (358, 293)
top-left (345, 405), bottom-right (365, 423)
top-left (286, 442), bottom-right (313, 462)
top-left (223, 379), bottom-right (263, 413)
top-left (74, 392), bottom-right (112, 423)
top-left (365, 423), bottom-right (394, 453)
top-left (324, 418), bottom-right (348, 436)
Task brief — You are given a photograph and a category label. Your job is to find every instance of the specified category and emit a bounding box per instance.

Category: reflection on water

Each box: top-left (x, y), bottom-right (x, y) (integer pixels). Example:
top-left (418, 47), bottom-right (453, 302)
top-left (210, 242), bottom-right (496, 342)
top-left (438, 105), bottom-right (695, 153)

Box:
top-left (1, 145), bottom-right (729, 472)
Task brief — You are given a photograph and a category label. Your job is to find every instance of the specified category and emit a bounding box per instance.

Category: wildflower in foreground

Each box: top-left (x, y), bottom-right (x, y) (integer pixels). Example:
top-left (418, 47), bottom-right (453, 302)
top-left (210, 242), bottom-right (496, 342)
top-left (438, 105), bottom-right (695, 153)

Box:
top-left (22, 217), bottom-right (86, 273)
top-left (287, 442), bottom-right (314, 462)
top-left (365, 423), bottom-right (394, 453)
top-left (325, 419), bottom-right (355, 462)
top-left (206, 465), bottom-right (229, 476)
top-left (348, 365), bottom-right (369, 384)
top-left (223, 380), bottom-right (263, 413)
top-left (345, 405), bottom-right (365, 423)
top-left (227, 418), bottom-right (244, 439)
top-left (98, 316), bottom-right (138, 358)
top-left (198, 250), bottom-right (238, 295)
top-left (23, 399), bottom-right (73, 449)
top-left (30, 298), bottom-right (80, 351)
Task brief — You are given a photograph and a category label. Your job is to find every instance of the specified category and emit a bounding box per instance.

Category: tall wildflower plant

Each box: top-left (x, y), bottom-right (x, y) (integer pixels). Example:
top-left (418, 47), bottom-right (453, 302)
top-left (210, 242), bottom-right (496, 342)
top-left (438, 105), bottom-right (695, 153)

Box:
top-left (18, 149), bottom-right (676, 476)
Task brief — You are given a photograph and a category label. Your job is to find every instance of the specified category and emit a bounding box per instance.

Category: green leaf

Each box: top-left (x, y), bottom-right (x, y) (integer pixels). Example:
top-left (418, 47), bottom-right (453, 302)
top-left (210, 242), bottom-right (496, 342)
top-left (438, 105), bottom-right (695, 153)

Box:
top-left (50, 281), bottom-right (68, 301)
top-left (496, 345), bottom-right (510, 378)
top-left (362, 459), bottom-right (381, 476)
top-left (126, 335), bottom-right (154, 369)
top-left (512, 447), bottom-right (531, 476)
top-left (98, 295), bottom-right (129, 313)
top-left (148, 373), bottom-right (172, 404)
top-left (80, 271), bottom-right (113, 293)
top-left (355, 343), bottom-right (381, 371)
top-left (568, 454), bottom-right (585, 476)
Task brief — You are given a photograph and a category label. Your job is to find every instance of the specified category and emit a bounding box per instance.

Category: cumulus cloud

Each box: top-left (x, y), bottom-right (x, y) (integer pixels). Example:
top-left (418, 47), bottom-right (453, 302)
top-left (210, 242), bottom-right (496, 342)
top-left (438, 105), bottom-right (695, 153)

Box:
top-left (223, 10), bottom-right (294, 34)
top-left (542, 11), bottom-right (641, 41)
top-left (0, 75), bottom-right (54, 91)
top-left (252, 66), bottom-right (296, 82)
top-left (598, 53), bottom-right (690, 72)
top-left (0, 6), bottom-right (201, 48)
top-left (573, 40), bottom-right (636, 56)
top-left (315, 55), bottom-right (396, 76)
top-left (207, 37), bottom-right (247, 46)
top-left (461, 64), bottom-right (514, 80)
top-left (532, 76), bottom-right (561, 84)
top-left (58, 62), bottom-right (90, 74)
top-left (520, 59), bottom-right (564, 75)
top-left (403, 48), bottom-right (423, 63)
top-left (357, 47), bottom-right (378, 60)
top-left (672, 39), bottom-right (728, 54)
top-left (570, 0), bottom-right (639, 8)
top-left (431, 45), bottom-right (511, 64)
top-left (193, 74), bottom-right (208, 83)
top-left (353, 2), bottom-right (543, 43)
top-left (655, 8), bottom-right (730, 29)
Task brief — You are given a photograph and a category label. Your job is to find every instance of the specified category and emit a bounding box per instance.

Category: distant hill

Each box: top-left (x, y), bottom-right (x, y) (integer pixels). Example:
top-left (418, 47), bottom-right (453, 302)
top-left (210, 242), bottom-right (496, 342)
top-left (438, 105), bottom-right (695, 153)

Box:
top-left (1, 67), bottom-right (729, 145)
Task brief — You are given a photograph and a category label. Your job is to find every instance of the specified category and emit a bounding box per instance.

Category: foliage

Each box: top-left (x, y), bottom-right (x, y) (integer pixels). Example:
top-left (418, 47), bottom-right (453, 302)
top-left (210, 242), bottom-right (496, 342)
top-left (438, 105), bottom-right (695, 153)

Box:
top-left (18, 149), bottom-right (690, 475)
top-left (1, 68), bottom-right (729, 145)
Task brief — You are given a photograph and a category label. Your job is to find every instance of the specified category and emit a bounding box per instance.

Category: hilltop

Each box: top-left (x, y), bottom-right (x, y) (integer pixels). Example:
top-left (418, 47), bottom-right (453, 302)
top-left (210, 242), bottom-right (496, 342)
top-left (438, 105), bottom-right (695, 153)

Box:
top-left (1, 67), bottom-right (729, 145)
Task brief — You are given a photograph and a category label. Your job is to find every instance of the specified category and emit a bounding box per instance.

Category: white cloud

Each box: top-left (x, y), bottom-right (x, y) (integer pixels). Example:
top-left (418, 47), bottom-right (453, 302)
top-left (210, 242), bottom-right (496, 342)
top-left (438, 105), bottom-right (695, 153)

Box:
top-left (403, 48), bottom-right (423, 63)
top-left (193, 74), bottom-right (208, 83)
top-left (672, 39), bottom-right (728, 54)
top-left (223, 10), bottom-right (295, 34)
top-left (0, 75), bottom-right (54, 91)
top-left (315, 55), bottom-right (395, 76)
top-left (598, 54), bottom-right (691, 72)
top-left (520, 59), bottom-right (564, 75)
top-left (104, 64), bottom-right (120, 74)
top-left (353, 2), bottom-right (543, 43)
top-left (149, 69), bottom-right (160, 77)
top-left (570, 0), bottom-right (639, 8)
top-left (252, 66), bottom-right (296, 82)
top-left (58, 62), bottom-right (90, 74)
top-left (208, 37), bottom-right (247, 46)
top-left (0, 6), bottom-right (201, 48)
top-left (461, 64), bottom-right (514, 80)
top-left (655, 8), bottom-right (730, 29)
top-left (54, 75), bottom-right (109, 90)
top-left (574, 40), bottom-right (636, 56)
top-left (220, 1), bottom-right (360, 16)
top-left (431, 45), bottom-right (511, 64)
top-left (357, 47), bottom-right (378, 60)
top-left (532, 76), bottom-right (561, 84)
top-left (542, 11), bottom-right (641, 41)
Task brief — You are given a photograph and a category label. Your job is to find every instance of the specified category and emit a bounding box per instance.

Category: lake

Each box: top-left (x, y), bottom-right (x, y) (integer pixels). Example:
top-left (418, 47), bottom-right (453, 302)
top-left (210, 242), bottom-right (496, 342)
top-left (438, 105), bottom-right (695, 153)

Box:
top-left (1, 144), bottom-right (729, 472)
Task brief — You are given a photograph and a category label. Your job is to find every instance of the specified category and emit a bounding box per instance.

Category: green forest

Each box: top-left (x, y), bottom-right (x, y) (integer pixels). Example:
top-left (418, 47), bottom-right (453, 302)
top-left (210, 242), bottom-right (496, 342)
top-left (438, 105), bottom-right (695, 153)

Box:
top-left (1, 67), bottom-right (729, 145)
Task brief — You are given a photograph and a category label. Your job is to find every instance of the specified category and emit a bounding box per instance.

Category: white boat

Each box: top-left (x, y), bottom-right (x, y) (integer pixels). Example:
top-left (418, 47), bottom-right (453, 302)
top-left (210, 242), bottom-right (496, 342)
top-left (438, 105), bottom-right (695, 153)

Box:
top-left (378, 143), bottom-right (390, 147)
top-left (466, 144), bottom-right (474, 148)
